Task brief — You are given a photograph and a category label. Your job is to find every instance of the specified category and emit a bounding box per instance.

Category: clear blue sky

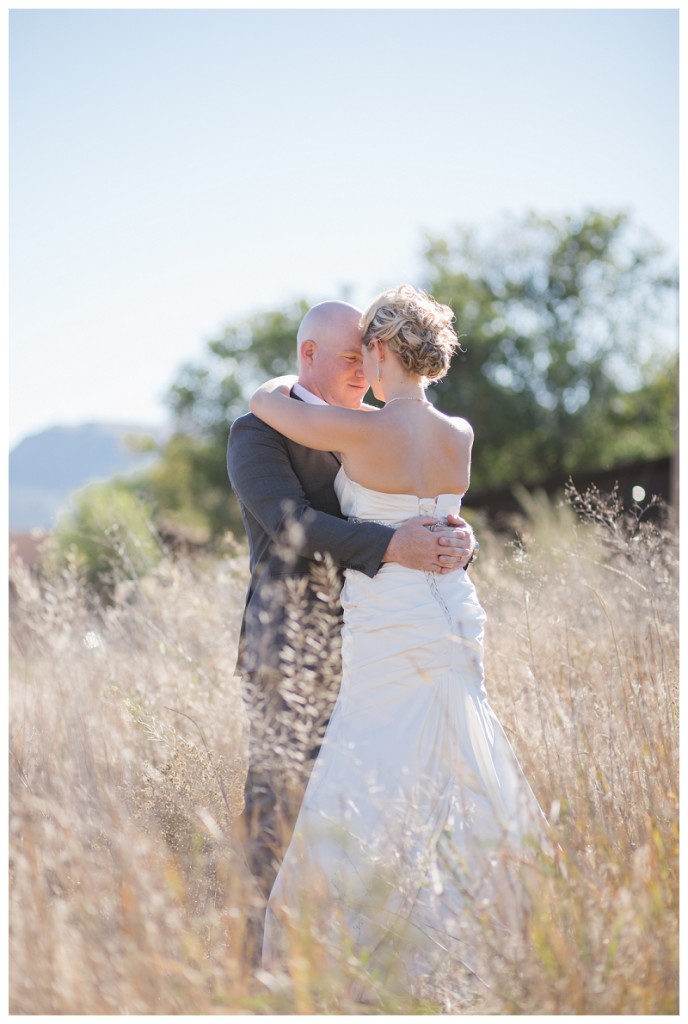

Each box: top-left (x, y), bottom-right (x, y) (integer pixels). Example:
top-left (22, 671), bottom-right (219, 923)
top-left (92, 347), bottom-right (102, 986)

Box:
top-left (8, 6), bottom-right (679, 447)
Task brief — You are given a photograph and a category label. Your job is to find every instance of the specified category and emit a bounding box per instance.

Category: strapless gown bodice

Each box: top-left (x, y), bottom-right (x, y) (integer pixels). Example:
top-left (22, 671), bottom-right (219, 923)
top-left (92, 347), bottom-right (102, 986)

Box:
top-left (334, 465), bottom-right (464, 526)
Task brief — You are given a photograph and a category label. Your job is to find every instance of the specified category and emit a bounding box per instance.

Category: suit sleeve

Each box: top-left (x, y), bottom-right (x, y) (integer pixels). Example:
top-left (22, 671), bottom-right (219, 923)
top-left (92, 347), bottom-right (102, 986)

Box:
top-left (227, 415), bottom-right (393, 577)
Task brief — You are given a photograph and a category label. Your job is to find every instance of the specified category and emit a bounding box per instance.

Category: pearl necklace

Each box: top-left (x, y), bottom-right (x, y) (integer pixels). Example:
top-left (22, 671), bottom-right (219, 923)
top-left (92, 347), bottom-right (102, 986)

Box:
top-left (384, 396), bottom-right (430, 405)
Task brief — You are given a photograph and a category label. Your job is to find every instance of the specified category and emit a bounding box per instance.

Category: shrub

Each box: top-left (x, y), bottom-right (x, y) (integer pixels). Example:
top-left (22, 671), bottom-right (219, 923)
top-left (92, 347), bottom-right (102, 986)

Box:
top-left (49, 481), bottom-right (162, 597)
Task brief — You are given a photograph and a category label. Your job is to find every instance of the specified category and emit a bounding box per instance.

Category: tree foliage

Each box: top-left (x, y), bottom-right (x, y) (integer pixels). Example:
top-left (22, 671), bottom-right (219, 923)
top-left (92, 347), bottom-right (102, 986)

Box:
top-left (424, 210), bottom-right (677, 487)
top-left (140, 303), bottom-right (310, 540)
top-left (136, 210), bottom-right (677, 541)
top-left (167, 303), bottom-right (309, 445)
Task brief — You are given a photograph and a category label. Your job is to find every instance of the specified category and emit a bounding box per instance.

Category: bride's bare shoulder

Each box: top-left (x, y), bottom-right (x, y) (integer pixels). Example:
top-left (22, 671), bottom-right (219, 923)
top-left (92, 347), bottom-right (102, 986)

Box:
top-left (447, 414), bottom-right (474, 441)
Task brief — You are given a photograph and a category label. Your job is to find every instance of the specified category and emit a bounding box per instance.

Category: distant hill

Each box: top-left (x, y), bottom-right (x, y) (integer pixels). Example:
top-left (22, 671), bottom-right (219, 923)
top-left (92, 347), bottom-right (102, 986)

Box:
top-left (9, 422), bottom-right (167, 531)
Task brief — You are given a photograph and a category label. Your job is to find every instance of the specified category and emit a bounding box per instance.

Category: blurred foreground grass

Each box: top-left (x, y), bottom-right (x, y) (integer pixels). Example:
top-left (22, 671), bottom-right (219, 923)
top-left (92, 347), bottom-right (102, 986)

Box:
top-left (9, 492), bottom-right (678, 1014)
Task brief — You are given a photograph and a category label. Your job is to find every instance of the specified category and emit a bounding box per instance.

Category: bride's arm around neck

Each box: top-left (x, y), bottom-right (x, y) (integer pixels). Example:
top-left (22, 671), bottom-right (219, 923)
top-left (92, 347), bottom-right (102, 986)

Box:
top-left (250, 378), bottom-right (374, 454)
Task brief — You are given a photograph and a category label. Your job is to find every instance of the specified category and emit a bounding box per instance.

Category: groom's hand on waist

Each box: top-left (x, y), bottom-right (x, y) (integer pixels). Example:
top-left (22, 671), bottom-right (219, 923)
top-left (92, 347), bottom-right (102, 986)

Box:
top-left (382, 515), bottom-right (475, 574)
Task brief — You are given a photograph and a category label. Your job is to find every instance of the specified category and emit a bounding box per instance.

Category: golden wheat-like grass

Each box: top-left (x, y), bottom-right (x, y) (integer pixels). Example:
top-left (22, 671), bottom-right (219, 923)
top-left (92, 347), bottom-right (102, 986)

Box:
top-left (8, 493), bottom-right (678, 1014)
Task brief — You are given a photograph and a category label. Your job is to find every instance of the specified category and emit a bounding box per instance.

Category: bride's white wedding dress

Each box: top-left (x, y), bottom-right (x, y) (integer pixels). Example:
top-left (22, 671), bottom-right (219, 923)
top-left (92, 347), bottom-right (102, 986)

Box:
top-left (263, 468), bottom-right (547, 979)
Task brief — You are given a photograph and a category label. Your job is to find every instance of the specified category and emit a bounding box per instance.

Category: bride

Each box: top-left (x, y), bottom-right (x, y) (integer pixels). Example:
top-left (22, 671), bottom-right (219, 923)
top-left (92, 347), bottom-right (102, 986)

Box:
top-left (249, 284), bottom-right (548, 985)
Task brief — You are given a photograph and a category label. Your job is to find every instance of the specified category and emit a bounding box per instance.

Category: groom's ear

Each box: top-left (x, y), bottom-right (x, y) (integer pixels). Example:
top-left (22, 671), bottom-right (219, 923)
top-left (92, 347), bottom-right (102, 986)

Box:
top-left (300, 339), bottom-right (316, 365)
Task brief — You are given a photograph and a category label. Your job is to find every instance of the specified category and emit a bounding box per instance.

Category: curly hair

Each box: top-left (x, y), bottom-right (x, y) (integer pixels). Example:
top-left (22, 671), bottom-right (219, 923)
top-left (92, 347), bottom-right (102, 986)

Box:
top-left (360, 284), bottom-right (460, 382)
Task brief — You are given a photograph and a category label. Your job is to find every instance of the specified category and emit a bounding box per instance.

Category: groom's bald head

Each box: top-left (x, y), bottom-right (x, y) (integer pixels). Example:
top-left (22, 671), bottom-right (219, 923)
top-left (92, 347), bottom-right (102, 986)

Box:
top-left (297, 300), bottom-right (362, 353)
top-left (296, 300), bottom-right (367, 408)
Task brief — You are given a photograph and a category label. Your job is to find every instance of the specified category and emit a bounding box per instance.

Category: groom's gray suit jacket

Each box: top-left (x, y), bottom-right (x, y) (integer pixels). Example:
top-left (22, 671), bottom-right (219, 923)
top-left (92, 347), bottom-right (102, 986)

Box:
top-left (227, 396), bottom-right (394, 682)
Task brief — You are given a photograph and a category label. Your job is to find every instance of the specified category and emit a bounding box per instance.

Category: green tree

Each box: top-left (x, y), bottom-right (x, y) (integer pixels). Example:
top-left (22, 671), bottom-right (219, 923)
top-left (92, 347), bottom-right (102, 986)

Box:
top-left (168, 303), bottom-right (309, 445)
top-left (424, 209), bottom-right (677, 488)
top-left (137, 303), bottom-right (309, 541)
top-left (602, 350), bottom-right (678, 465)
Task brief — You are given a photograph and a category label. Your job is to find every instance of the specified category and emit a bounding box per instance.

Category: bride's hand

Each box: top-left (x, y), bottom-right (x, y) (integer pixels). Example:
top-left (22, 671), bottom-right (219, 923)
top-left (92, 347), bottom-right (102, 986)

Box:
top-left (250, 374), bottom-right (298, 411)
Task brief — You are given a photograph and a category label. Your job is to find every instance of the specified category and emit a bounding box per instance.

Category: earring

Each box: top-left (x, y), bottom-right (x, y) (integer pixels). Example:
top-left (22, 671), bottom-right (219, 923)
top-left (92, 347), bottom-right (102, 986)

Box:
top-left (376, 361), bottom-right (381, 383)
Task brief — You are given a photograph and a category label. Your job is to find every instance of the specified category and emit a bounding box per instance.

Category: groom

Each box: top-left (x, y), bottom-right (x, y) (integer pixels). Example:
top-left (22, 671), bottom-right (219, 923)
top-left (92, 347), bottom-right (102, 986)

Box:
top-left (227, 299), bottom-right (474, 901)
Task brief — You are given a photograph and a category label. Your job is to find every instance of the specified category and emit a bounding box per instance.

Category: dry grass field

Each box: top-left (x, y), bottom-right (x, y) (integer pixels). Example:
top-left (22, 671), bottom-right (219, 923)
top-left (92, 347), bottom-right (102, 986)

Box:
top-left (8, 490), bottom-right (678, 1014)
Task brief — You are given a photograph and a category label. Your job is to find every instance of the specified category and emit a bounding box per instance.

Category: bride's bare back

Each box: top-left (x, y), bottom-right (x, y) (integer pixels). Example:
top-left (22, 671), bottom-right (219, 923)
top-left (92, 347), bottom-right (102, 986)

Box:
top-left (249, 384), bottom-right (473, 499)
top-left (342, 402), bottom-right (473, 498)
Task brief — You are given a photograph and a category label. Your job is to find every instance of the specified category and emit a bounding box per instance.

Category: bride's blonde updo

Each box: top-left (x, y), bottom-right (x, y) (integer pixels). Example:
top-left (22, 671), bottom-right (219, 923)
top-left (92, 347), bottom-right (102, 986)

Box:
top-left (360, 284), bottom-right (460, 382)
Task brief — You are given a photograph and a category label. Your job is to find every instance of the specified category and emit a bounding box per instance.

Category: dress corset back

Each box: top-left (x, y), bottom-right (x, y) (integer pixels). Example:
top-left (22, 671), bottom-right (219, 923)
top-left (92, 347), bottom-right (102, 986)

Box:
top-left (334, 466), bottom-right (463, 526)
